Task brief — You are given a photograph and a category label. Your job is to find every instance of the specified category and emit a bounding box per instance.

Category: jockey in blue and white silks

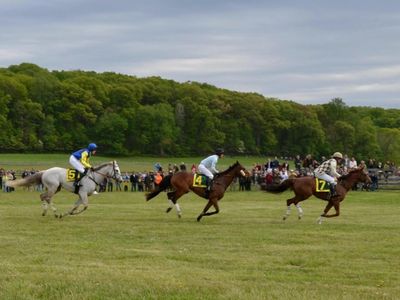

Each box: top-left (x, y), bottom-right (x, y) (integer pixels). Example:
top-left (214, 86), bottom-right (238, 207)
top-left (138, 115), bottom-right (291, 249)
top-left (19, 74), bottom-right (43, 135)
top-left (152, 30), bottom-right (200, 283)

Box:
top-left (314, 152), bottom-right (342, 197)
top-left (69, 143), bottom-right (97, 175)
top-left (198, 148), bottom-right (225, 181)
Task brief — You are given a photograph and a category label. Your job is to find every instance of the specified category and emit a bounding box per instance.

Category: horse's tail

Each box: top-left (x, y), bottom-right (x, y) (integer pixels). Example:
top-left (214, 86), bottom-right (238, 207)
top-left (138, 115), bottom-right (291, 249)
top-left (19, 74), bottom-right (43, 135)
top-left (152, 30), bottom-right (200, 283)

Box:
top-left (6, 172), bottom-right (44, 188)
top-left (264, 179), bottom-right (294, 193)
top-left (145, 174), bottom-right (172, 201)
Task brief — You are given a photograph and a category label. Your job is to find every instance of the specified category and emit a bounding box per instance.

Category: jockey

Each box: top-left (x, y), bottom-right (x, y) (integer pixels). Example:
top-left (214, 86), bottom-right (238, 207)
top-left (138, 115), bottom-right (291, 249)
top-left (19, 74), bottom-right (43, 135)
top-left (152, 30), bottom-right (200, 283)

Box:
top-left (69, 143), bottom-right (97, 190)
top-left (198, 148), bottom-right (225, 192)
top-left (314, 152), bottom-right (343, 198)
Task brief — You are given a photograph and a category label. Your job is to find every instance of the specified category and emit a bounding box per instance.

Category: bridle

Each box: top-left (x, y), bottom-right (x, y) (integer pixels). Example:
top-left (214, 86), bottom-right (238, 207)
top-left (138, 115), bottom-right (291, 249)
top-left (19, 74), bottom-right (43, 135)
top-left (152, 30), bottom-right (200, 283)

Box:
top-left (87, 161), bottom-right (121, 186)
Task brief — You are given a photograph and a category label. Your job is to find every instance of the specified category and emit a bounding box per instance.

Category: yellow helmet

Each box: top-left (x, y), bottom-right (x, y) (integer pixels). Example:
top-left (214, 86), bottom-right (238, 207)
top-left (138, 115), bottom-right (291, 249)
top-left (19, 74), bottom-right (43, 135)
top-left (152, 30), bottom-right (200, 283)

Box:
top-left (332, 152), bottom-right (343, 159)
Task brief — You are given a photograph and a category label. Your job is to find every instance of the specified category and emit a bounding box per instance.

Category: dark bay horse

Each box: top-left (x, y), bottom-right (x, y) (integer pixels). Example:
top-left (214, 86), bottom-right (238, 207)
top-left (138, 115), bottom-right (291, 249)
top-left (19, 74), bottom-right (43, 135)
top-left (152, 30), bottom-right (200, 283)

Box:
top-left (146, 161), bottom-right (247, 221)
top-left (264, 167), bottom-right (372, 224)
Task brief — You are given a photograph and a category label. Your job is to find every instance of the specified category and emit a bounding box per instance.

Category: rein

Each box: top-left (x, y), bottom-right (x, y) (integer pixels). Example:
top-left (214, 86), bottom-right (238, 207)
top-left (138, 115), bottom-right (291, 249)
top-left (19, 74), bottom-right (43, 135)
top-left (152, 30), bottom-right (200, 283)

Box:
top-left (86, 162), bottom-right (119, 186)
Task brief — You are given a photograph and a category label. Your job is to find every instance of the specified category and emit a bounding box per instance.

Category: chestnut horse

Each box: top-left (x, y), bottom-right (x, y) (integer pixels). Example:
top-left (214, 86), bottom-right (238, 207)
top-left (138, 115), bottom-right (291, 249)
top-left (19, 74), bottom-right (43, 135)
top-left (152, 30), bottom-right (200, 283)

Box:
top-left (146, 161), bottom-right (247, 221)
top-left (264, 167), bottom-right (372, 224)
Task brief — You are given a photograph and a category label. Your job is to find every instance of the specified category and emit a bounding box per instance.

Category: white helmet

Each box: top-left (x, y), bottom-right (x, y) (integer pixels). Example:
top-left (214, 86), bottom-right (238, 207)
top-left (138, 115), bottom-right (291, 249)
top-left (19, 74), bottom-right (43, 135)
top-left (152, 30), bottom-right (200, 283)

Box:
top-left (332, 152), bottom-right (343, 159)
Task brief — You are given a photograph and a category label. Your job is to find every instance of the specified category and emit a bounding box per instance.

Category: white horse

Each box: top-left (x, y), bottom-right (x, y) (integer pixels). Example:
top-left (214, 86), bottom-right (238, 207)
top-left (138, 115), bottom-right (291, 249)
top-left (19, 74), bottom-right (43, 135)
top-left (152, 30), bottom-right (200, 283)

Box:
top-left (7, 161), bottom-right (122, 218)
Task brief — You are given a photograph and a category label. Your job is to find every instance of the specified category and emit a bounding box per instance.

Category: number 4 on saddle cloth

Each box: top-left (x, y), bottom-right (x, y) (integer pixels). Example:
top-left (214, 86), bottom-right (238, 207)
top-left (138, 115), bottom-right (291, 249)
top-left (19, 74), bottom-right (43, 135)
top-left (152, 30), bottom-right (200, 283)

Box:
top-left (193, 173), bottom-right (208, 188)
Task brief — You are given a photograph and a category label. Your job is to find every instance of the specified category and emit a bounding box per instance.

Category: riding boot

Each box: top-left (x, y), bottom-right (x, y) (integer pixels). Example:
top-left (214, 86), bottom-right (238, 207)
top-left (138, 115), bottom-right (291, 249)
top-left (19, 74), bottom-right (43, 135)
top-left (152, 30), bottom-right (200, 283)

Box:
top-left (205, 178), bottom-right (213, 198)
top-left (74, 169), bottom-right (87, 194)
top-left (329, 184), bottom-right (337, 198)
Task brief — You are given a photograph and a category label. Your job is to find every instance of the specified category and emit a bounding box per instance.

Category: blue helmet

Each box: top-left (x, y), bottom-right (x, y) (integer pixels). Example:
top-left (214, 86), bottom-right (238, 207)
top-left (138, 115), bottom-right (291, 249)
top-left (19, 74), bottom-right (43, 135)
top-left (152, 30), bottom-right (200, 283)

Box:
top-left (88, 143), bottom-right (97, 151)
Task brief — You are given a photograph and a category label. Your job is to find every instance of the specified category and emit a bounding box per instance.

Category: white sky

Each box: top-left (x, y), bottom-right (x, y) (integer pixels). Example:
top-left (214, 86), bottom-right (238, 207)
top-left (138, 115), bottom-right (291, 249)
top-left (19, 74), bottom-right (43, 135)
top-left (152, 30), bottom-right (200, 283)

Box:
top-left (1, 0), bottom-right (400, 108)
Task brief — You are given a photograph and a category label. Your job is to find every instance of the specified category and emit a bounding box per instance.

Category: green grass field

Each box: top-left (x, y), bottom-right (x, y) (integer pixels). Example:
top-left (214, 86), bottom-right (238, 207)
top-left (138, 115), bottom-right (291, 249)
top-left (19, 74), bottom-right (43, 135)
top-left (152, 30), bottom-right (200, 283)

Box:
top-left (1, 188), bottom-right (399, 299)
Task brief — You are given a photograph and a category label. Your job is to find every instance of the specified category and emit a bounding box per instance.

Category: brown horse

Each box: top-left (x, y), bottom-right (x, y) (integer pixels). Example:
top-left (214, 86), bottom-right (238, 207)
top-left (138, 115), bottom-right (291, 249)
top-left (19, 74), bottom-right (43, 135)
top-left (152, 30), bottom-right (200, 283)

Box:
top-left (264, 167), bottom-right (372, 224)
top-left (146, 161), bottom-right (247, 221)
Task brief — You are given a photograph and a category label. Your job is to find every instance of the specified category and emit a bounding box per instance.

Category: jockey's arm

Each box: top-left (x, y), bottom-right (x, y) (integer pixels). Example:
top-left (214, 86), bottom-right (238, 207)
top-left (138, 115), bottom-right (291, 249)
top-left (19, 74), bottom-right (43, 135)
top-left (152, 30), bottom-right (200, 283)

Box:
top-left (80, 151), bottom-right (92, 168)
top-left (331, 160), bottom-right (341, 178)
top-left (211, 163), bottom-right (219, 174)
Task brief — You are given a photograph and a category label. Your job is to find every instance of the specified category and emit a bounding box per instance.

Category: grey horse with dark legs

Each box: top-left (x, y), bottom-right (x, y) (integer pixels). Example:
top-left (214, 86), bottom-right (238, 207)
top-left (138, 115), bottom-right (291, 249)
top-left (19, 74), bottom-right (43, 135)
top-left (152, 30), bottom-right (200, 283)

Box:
top-left (6, 161), bottom-right (122, 218)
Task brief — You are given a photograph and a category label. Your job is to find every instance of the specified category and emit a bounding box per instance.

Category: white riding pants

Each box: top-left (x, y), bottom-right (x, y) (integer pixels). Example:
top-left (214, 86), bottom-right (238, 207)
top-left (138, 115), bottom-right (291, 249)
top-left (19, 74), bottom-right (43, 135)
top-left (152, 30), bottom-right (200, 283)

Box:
top-left (69, 155), bottom-right (85, 173)
top-left (198, 164), bottom-right (214, 179)
top-left (315, 173), bottom-right (336, 186)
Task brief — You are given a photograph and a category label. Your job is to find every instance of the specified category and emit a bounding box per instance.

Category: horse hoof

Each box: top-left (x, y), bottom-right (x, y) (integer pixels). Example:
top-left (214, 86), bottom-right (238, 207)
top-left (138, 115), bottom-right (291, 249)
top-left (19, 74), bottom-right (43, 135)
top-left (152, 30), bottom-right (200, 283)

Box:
top-left (178, 214), bottom-right (182, 219)
top-left (298, 216), bottom-right (302, 220)
top-left (282, 216), bottom-right (287, 221)
top-left (166, 207), bottom-right (172, 213)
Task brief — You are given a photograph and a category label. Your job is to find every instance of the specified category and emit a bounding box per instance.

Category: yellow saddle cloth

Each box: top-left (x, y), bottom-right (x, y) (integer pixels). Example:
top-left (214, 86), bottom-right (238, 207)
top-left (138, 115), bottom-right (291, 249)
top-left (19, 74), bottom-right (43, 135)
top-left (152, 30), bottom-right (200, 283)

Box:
top-left (315, 178), bottom-right (330, 192)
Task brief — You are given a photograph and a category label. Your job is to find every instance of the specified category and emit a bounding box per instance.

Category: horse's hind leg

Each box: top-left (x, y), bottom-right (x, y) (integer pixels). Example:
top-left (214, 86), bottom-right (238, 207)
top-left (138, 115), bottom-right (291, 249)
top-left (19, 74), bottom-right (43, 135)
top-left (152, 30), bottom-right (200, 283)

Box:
top-left (294, 202), bottom-right (304, 220)
top-left (166, 190), bottom-right (187, 218)
top-left (166, 191), bottom-right (175, 213)
top-left (283, 197), bottom-right (296, 220)
top-left (40, 191), bottom-right (56, 217)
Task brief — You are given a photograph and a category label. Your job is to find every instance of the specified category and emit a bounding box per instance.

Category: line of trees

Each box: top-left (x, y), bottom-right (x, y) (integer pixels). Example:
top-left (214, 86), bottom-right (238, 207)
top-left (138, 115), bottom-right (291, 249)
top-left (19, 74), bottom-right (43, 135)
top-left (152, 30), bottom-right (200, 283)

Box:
top-left (1, 63), bottom-right (399, 163)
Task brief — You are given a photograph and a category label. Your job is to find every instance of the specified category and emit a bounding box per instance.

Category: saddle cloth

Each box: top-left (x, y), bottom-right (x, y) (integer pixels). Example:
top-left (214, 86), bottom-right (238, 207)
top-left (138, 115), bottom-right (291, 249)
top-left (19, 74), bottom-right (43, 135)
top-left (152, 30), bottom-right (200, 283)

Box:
top-left (66, 169), bottom-right (79, 182)
top-left (193, 173), bottom-right (208, 188)
top-left (315, 178), bottom-right (331, 192)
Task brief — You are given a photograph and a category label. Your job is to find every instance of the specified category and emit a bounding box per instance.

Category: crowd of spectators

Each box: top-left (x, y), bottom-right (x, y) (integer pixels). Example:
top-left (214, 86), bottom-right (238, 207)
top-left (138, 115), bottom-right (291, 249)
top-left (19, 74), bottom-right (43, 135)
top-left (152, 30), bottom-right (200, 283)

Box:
top-left (1, 155), bottom-right (398, 193)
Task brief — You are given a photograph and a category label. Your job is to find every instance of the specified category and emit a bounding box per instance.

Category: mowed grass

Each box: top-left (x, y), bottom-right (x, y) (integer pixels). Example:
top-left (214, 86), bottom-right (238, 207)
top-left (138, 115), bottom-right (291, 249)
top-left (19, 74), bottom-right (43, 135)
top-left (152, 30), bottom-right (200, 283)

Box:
top-left (0, 188), bottom-right (399, 299)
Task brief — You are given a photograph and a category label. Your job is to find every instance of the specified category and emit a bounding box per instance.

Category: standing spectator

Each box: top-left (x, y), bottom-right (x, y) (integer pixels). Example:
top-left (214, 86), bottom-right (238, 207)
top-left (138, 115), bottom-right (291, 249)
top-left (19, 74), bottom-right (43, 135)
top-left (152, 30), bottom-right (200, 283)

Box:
top-left (348, 157), bottom-right (358, 169)
top-left (294, 155), bottom-right (302, 171)
top-left (130, 172), bottom-right (137, 191)
top-left (107, 178), bottom-right (113, 192)
top-left (270, 156), bottom-right (280, 171)
top-left (179, 162), bottom-right (187, 171)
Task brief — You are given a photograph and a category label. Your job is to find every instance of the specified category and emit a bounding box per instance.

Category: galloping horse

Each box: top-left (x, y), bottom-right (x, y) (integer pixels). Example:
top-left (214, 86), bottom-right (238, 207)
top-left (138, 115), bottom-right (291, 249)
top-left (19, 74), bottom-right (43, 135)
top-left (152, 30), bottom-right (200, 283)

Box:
top-left (7, 161), bottom-right (122, 218)
top-left (146, 161), bottom-right (247, 221)
top-left (264, 167), bottom-right (372, 224)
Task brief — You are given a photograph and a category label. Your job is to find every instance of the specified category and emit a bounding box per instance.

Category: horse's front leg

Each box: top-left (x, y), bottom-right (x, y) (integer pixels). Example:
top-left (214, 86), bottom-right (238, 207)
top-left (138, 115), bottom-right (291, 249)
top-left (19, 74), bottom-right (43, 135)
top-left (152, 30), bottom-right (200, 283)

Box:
top-left (60, 195), bottom-right (88, 218)
top-left (197, 199), bottom-right (219, 222)
top-left (322, 201), bottom-right (340, 218)
top-left (317, 201), bottom-right (338, 224)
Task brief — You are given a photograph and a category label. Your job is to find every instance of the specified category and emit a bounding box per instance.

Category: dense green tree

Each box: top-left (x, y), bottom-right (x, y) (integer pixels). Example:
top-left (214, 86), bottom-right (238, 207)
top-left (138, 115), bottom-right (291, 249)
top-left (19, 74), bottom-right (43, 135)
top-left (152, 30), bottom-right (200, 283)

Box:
top-left (0, 63), bottom-right (399, 163)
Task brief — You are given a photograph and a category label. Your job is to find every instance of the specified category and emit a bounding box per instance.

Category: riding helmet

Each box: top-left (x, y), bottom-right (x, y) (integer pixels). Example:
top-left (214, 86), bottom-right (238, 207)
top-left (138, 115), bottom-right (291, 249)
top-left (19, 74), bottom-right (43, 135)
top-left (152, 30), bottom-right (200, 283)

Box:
top-left (88, 143), bottom-right (98, 151)
top-left (332, 152), bottom-right (343, 159)
top-left (215, 148), bottom-right (225, 156)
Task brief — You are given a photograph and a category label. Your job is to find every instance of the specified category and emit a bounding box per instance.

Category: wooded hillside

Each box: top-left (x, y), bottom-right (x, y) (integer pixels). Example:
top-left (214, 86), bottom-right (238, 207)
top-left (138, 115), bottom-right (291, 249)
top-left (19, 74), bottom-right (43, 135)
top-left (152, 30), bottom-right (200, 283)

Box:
top-left (1, 63), bottom-right (399, 162)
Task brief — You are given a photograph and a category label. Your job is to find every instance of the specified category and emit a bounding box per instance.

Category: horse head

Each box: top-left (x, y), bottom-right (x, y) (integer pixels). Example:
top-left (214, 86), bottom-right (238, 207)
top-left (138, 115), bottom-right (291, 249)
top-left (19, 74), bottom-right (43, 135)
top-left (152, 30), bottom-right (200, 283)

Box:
top-left (233, 161), bottom-right (248, 177)
top-left (93, 161), bottom-right (123, 182)
top-left (340, 167), bottom-right (372, 185)
top-left (357, 167), bottom-right (372, 184)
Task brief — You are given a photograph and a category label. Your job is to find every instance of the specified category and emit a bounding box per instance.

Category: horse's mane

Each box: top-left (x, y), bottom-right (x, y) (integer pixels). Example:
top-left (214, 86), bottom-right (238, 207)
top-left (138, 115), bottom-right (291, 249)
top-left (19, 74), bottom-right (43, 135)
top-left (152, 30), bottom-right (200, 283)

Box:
top-left (215, 161), bottom-right (241, 177)
top-left (339, 168), bottom-right (362, 181)
top-left (93, 161), bottom-right (112, 171)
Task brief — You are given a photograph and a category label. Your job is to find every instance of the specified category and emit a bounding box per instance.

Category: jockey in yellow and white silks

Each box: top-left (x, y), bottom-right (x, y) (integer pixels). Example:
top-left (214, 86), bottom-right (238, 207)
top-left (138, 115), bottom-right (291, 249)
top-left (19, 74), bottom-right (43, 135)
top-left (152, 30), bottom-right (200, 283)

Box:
top-left (69, 143), bottom-right (97, 175)
top-left (314, 152), bottom-right (343, 197)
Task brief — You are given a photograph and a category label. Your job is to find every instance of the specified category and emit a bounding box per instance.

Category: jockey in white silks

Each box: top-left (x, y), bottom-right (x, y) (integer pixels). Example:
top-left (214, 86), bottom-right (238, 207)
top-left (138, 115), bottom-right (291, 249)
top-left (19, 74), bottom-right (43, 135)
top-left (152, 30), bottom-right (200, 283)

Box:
top-left (69, 143), bottom-right (98, 191)
top-left (314, 152), bottom-right (343, 197)
top-left (198, 148), bottom-right (225, 192)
